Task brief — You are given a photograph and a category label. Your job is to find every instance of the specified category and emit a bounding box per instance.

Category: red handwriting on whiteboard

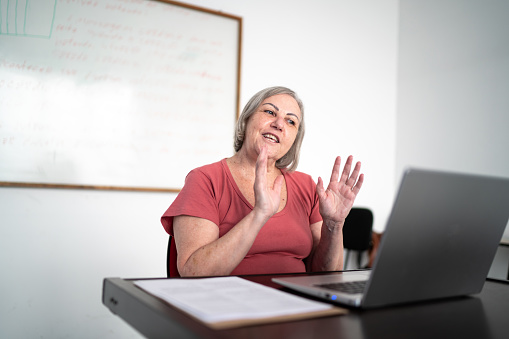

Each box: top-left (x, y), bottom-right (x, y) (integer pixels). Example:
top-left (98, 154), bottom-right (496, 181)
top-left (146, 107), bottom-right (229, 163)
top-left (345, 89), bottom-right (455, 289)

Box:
top-left (60, 0), bottom-right (99, 7)
top-left (52, 50), bottom-right (89, 62)
top-left (104, 3), bottom-right (144, 15)
top-left (1, 60), bottom-right (53, 74)
top-left (55, 24), bottom-right (78, 34)
top-left (55, 38), bottom-right (93, 49)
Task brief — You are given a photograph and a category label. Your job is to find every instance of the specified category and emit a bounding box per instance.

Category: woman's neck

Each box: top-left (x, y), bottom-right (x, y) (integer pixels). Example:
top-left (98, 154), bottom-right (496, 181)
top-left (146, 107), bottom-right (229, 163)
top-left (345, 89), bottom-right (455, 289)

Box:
top-left (228, 150), bottom-right (281, 178)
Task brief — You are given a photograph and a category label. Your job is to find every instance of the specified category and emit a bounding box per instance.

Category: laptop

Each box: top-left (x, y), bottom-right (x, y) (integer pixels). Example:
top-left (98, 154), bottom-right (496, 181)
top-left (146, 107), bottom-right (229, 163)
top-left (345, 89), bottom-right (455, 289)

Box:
top-left (273, 168), bottom-right (509, 308)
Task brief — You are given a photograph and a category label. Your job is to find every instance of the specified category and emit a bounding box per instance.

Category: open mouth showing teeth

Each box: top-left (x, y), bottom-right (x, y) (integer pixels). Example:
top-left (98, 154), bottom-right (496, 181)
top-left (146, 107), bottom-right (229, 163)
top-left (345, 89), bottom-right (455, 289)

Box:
top-left (263, 134), bottom-right (279, 143)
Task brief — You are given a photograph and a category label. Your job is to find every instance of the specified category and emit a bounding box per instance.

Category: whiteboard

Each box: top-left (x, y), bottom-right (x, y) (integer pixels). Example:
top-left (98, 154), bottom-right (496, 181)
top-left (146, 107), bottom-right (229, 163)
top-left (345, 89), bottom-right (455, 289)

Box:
top-left (0, 0), bottom-right (241, 191)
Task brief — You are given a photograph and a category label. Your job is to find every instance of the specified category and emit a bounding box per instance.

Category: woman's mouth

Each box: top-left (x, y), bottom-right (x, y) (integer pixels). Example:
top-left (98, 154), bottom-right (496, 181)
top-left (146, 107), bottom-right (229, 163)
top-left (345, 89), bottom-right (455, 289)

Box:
top-left (262, 133), bottom-right (279, 143)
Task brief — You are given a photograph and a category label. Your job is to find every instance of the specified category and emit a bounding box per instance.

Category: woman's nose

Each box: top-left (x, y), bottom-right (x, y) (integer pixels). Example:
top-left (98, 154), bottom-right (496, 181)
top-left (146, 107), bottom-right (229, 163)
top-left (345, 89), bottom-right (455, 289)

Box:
top-left (271, 116), bottom-right (284, 131)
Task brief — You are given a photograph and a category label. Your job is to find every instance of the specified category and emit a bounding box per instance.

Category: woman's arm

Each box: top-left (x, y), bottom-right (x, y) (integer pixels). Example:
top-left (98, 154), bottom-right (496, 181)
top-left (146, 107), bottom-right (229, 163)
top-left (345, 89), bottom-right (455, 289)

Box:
top-left (307, 155), bottom-right (364, 271)
top-left (173, 212), bottom-right (267, 276)
top-left (174, 145), bottom-right (282, 277)
top-left (306, 220), bottom-right (344, 271)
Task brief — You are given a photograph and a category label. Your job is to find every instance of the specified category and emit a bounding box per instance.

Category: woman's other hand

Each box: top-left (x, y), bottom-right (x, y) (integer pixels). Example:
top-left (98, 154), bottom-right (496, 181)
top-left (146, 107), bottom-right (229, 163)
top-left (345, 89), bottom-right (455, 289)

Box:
top-left (316, 156), bottom-right (364, 228)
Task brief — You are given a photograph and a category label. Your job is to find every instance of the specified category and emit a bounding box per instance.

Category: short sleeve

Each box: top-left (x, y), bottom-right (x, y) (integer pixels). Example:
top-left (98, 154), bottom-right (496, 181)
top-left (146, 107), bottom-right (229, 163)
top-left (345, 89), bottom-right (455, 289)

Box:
top-left (161, 168), bottom-right (220, 236)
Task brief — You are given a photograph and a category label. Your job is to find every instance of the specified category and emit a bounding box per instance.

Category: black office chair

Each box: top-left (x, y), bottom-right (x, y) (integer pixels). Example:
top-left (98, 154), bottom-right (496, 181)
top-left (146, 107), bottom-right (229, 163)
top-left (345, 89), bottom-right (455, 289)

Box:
top-left (342, 207), bottom-right (374, 270)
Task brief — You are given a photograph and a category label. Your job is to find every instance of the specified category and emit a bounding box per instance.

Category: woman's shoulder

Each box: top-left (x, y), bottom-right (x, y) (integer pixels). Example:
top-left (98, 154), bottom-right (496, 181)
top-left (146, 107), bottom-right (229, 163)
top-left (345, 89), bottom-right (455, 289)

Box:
top-left (188, 159), bottom-right (227, 176)
top-left (184, 159), bottom-right (229, 188)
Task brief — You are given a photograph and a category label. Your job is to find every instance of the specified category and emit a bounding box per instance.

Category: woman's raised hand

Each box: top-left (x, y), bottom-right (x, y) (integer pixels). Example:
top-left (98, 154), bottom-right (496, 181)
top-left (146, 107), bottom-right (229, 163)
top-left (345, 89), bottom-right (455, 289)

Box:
top-left (253, 145), bottom-right (284, 219)
top-left (316, 156), bottom-right (364, 227)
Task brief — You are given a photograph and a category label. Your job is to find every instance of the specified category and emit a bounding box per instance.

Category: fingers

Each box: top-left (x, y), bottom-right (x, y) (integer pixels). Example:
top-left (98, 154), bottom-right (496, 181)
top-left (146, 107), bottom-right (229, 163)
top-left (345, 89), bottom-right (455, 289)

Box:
top-left (340, 156), bottom-right (354, 184)
top-left (329, 155), bottom-right (363, 192)
top-left (255, 145), bottom-right (283, 194)
top-left (352, 173), bottom-right (364, 195)
top-left (273, 174), bottom-right (284, 194)
top-left (254, 145), bottom-right (268, 190)
top-left (316, 176), bottom-right (325, 200)
top-left (345, 159), bottom-right (362, 187)
top-left (329, 156), bottom-right (341, 183)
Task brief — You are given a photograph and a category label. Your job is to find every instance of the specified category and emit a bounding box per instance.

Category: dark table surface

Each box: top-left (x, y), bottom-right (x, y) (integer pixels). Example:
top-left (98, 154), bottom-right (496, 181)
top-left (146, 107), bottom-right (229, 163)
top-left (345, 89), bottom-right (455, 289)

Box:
top-left (103, 273), bottom-right (509, 339)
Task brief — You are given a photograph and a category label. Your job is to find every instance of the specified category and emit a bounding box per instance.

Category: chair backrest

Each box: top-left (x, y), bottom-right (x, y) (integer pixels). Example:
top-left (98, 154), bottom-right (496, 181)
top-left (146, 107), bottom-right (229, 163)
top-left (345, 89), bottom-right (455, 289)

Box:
top-left (167, 236), bottom-right (180, 278)
top-left (343, 208), bottom-right (374, 251)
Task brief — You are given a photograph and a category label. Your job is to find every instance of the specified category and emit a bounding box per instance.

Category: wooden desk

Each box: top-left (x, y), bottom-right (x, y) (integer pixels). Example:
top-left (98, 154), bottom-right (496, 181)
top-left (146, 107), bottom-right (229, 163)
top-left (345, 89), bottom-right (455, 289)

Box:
top-left (103, 273), bottom-right (509, 339)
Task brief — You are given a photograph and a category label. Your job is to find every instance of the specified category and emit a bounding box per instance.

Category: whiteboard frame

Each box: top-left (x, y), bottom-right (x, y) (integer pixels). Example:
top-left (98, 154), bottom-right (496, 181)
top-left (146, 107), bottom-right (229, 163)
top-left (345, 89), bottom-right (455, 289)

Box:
top-left (0, 0), bottom-right (242, 193)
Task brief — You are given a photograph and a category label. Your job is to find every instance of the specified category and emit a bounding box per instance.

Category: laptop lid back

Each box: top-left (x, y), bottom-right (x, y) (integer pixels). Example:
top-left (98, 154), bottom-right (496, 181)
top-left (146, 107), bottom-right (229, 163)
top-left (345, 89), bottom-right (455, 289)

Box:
top-left (362, 168), bottom-right (509, 308)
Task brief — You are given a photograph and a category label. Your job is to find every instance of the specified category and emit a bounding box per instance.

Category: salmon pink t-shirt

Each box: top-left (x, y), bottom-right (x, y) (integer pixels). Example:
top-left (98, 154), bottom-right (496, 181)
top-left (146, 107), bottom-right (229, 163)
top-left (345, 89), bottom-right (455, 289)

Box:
top-left (161, 158), bottom-right (322, 276)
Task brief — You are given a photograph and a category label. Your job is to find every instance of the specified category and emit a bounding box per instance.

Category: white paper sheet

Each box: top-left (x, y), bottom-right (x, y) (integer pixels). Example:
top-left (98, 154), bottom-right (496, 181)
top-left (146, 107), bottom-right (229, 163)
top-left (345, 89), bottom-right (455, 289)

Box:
top-left (134, 276), bottom-right (335, 324)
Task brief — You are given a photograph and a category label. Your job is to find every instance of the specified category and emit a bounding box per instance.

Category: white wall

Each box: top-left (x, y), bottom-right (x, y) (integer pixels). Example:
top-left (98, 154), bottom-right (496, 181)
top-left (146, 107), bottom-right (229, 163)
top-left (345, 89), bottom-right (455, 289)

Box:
top-left (396, 0), bottom-right (509, 241)
top-left (0, 1), bottom-right (398, 337)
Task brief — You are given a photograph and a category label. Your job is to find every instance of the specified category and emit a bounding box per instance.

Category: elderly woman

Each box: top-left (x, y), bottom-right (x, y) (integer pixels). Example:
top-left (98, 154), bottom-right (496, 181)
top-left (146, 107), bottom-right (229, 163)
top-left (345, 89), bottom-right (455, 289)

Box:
top-left (162, 86), bottom-right (363, 277)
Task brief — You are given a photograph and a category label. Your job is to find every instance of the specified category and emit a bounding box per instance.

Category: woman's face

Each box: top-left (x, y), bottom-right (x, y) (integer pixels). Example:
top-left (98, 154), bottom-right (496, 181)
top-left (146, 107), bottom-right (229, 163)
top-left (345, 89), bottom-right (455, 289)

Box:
top-left (243, 94), bottom-right (301, 162)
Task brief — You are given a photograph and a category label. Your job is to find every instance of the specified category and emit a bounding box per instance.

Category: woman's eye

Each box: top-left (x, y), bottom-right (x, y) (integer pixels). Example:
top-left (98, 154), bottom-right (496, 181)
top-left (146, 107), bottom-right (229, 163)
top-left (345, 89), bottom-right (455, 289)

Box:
top-left (264, 110), bottom-right (275, 116)
top-left (287, 119), bottom-right (295, 126)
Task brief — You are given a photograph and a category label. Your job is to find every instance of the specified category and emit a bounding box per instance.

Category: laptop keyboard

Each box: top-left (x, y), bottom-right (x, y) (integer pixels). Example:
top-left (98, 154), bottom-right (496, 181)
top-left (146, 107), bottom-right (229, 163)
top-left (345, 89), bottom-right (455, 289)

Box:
top-left (314, 281), bottom-right (367, 294)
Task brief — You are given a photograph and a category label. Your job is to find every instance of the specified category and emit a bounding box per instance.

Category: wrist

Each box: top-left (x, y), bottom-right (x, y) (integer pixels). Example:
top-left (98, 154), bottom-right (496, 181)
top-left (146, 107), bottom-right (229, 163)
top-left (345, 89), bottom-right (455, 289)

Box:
top-left (251, 207), bottom-right (272, 226)
top-left (323, 218), bottom-right (344, 233)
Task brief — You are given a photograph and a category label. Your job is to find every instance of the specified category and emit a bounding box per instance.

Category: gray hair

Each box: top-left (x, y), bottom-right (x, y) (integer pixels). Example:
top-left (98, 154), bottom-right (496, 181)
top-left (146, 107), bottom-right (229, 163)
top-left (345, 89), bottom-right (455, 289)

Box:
top-left (234, 86), bottom-right (305, 172)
